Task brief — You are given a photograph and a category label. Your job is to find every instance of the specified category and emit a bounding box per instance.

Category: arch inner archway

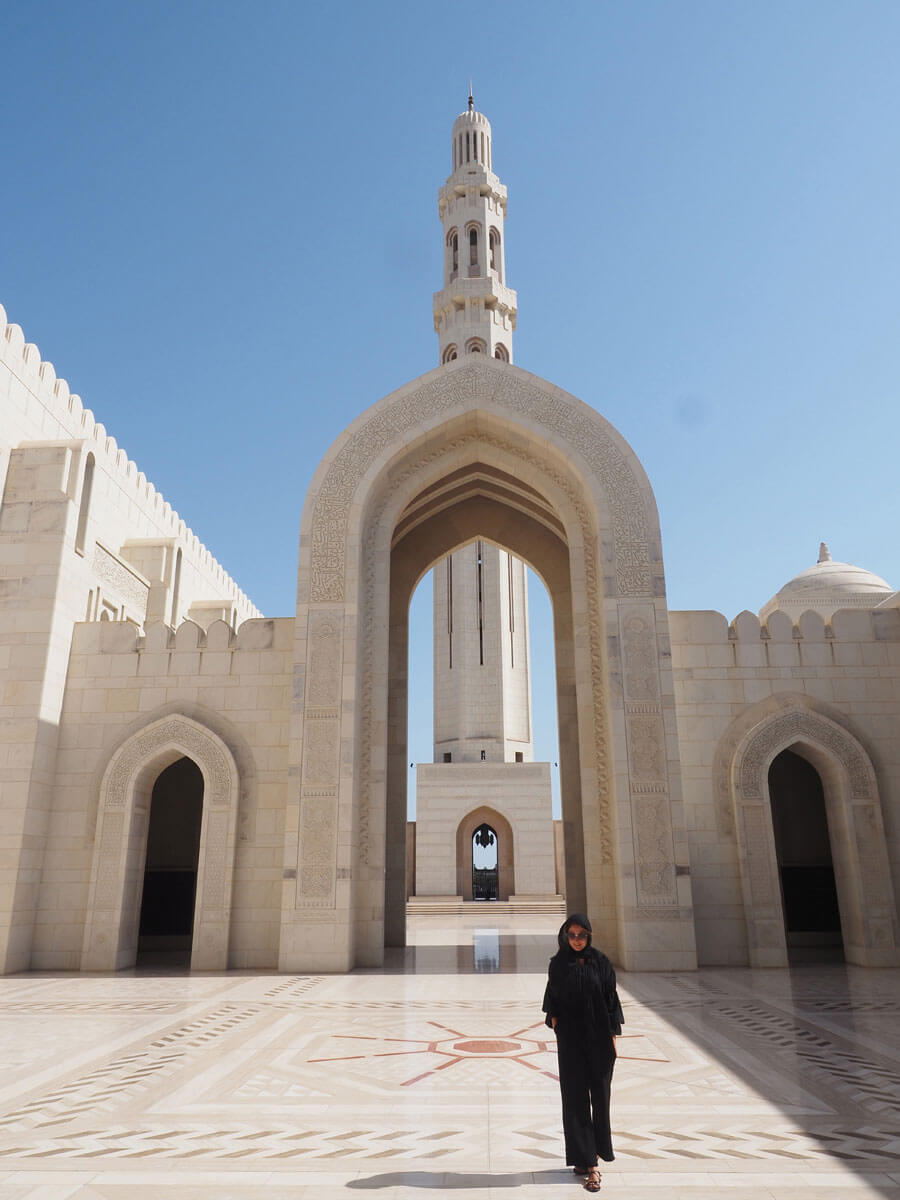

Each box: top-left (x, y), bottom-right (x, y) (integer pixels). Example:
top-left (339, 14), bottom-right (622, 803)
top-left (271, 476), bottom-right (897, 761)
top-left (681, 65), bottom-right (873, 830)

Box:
top-left (137, 757), bottom-right (204, 966)
top-left (768, 749), bottom-right (844, 963)
top-left (386, 479), bottom-right (588, 945)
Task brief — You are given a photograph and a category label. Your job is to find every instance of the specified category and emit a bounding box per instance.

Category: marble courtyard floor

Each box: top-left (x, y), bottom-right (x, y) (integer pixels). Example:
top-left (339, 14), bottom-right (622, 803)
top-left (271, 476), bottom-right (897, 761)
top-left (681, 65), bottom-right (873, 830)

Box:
top-left (0, 914), bottom-right (899, 1199)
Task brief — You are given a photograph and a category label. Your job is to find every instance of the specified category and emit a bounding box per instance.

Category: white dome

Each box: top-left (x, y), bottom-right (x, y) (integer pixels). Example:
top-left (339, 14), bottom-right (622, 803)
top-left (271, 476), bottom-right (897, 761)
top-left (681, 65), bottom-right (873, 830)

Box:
top-left (760, 543), bottom-right (893, 621)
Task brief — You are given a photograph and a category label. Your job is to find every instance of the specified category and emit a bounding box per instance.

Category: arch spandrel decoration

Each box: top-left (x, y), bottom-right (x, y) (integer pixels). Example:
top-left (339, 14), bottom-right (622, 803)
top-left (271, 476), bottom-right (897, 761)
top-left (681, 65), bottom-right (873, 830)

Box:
top-left (308, 361), bottom-right (654, 605)
top-left (82, 714), bottom-right (240, 972)
top-left (289, 358), bottom-right (695, 970)
top-left (731, 705), bottom-right (898, 967)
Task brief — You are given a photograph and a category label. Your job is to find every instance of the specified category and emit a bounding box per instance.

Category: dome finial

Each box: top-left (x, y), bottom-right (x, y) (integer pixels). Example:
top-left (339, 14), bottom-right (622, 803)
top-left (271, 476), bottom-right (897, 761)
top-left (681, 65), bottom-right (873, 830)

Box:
top-left (468, 81), bottom-right (474, 112)
top-left (818, 542), bottom-right (832, 563)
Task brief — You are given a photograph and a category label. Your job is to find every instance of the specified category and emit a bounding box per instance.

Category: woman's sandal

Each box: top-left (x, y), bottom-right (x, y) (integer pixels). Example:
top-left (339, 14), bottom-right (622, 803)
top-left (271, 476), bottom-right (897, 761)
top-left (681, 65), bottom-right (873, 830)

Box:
top-left (573, 1166), bottom-right (589, 1175)
top-left (584, 1166), bottom-right (601, 1192)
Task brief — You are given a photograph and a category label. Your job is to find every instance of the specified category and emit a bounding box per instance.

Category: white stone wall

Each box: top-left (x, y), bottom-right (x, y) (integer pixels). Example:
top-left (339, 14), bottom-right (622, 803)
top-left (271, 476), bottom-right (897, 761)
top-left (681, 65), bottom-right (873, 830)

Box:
top-left (414, 761), bottom-right (555, 896)
top-left (0, 303), bottom-right (260, 972)
top-left (670, 606), bottom-right (900, 966)
top-left (32, 617), bottom-right (292, 970)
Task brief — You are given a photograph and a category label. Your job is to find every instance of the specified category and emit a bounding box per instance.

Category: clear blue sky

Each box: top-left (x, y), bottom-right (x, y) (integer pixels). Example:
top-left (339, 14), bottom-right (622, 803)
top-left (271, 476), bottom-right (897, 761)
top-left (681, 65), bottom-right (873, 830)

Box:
top-left (5, 2), bottom-right (900, 812)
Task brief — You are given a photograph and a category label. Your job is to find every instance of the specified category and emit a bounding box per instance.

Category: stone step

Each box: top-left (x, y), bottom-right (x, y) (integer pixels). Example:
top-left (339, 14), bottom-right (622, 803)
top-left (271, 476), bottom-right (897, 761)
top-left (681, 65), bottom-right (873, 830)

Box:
top-left (407, 895), bottom-right (566, 917)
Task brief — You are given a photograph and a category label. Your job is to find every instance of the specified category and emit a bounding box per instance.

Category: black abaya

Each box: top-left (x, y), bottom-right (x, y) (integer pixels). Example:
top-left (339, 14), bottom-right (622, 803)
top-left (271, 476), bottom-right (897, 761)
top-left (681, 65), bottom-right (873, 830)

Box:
top-left (542, 925), bottom-right (623, 1167)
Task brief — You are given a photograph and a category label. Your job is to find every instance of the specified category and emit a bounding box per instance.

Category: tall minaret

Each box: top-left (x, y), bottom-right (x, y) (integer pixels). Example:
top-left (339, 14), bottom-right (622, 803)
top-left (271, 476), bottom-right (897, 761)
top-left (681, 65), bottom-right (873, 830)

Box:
top-left (432, 91), bottom-right (517, 363)
top-left (432, 99), bottom-right (533, 766)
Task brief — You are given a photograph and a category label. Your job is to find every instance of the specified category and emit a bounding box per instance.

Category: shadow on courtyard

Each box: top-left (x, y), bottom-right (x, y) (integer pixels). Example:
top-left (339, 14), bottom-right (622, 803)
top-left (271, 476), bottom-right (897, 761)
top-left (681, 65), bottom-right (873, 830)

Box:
top-left (615, 961), bottom-right (900, 1198)
top-left (346, 1169), bottom-right (569, 1188)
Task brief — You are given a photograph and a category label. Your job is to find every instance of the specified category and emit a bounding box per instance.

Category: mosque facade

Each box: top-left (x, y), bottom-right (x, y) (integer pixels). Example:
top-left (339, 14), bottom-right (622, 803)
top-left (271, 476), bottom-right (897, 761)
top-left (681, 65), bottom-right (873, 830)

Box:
top-left (0, 100), bottom-right (898, 976)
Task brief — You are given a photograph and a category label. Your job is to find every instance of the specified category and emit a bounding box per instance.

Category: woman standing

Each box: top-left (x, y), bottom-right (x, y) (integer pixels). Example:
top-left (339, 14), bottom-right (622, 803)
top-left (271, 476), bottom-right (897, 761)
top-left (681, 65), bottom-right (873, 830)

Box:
top-left (542, 913), bottom-right (623, 1192)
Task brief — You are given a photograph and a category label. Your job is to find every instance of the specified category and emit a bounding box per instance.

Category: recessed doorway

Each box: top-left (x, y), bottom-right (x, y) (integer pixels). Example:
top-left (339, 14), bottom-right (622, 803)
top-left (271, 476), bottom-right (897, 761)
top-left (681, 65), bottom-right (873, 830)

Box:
top-left (137, 757), bottom-right (203, 966)
top-left (769, 749), bottom-right (844, 963)
top-left (472, 822), bottom-right (499, 901)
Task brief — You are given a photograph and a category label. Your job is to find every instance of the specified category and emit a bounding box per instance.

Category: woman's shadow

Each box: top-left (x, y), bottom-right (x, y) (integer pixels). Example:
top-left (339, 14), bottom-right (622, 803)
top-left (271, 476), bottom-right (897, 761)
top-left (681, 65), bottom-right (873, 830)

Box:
top-left (346, 1170), bottom-right (572, 1189)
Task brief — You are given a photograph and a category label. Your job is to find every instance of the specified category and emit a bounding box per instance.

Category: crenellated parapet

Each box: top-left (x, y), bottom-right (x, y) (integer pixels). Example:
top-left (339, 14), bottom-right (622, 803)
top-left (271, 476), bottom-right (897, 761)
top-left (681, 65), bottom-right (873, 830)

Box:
top-left (75, 615), bottom-right (293, 656)
top-left (0, 302), bottom-right (260, 621)
top-left (670, 605), bottom-right (900, 647)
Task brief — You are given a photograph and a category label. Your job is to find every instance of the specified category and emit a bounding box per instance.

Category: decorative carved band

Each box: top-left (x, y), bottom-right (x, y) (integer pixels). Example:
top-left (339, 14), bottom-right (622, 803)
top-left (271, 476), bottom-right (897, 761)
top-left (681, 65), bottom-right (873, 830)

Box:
top-left (740, 710), bottom-right (872, 800)
top-left (92, 542), bottom-right (150, 611)
top-left (309, 364), bottom-right (652, 605)
top-left (104, 717), bottom-right (231, 809)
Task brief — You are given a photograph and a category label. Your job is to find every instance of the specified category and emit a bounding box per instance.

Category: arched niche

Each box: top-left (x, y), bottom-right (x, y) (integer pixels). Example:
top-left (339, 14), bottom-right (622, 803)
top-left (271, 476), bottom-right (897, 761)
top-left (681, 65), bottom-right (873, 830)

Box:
top-left (81, 714), bottom-right (240, 972)
top-left (730, 704), bottom-right (898, 967)
top-left (287, 358), bottom-right (696, 972)
top-left (457, 806), bottom-right (515, 900)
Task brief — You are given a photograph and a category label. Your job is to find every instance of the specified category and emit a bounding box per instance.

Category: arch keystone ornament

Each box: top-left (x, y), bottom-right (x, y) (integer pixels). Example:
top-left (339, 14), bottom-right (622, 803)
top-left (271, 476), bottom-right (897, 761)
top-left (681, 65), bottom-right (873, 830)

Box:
top-left (286, 357), bottom-right (697, 972)
top-left (82, 715), bottom-right (240, 971)
top-left (731, 705), bottom-right (899, 967)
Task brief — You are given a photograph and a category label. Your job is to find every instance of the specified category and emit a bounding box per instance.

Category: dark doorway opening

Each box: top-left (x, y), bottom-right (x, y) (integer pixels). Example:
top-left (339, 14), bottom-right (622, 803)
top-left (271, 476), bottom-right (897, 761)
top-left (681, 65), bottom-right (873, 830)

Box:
top-left (769, 749), bottom-right (844, 963)
top-left (472, 822), bottom-right (499, 900)
top-left (137, 757), bottom-right (203, 966)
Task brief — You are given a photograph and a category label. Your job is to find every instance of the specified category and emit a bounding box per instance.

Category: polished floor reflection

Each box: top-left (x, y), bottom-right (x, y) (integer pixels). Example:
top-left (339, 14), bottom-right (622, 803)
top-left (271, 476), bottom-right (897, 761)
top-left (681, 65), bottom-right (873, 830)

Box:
top-left (0, 912), bottom-right (898, 1198)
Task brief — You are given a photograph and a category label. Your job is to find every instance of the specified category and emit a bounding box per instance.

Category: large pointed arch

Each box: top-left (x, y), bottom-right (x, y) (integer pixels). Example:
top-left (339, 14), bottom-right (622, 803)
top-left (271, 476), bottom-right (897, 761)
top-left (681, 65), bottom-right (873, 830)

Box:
top-left (725, 697), bottom-right (898, 967)
top-left (82, 714), bottom-right (240, 971)
top-left (284, 358), bottom-right (696, 971)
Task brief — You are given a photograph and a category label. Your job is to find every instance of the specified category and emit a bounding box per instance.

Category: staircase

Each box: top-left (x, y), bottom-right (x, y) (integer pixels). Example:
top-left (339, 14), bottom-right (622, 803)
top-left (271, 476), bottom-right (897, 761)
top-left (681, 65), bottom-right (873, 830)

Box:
top-left (407, 895), bottom-right (566, 917)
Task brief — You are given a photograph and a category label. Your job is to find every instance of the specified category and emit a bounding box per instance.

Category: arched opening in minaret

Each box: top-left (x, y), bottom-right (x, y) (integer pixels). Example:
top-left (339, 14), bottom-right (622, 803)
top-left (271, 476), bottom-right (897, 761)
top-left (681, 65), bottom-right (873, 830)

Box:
top-left (136, 756), bottom-right (203, 966)
top-left (768, 749), bottom-right (845, 963)
top-left (447, 228), bottom-right (458, 281)
top-left (468, 226), bottom-right (479, 273)
top-left (489, 227), bottom-right (501, 280)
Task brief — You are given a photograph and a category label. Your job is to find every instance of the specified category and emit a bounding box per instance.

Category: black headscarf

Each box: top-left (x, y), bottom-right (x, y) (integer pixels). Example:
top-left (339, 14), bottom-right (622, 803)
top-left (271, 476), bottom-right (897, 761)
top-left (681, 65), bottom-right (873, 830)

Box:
top-left (556, 912), bottom-right (593, 953)
top-left (544, 912), bottom-right (623, 1036)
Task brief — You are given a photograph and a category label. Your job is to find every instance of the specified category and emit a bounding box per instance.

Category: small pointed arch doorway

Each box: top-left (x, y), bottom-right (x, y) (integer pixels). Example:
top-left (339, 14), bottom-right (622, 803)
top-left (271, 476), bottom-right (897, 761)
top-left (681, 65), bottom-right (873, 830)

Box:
top-left (82, 714), bottom-right (240, 972)
top-left (472, 823), bottom-right (499, 900)
top-left (768, 748), bottom-right (843, 963)
top-left (730, 704), bottom-right (899, 967)
top-left (456, 807), bottom-right (515, 900)
top-left (137, 756), bottom-right (204, 966)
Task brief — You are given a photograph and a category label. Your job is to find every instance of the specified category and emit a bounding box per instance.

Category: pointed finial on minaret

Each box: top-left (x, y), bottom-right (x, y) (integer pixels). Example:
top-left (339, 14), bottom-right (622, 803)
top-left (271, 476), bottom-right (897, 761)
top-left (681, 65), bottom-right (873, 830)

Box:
top-left (818, 542), bottom-right (832, 563)
top-left (468, 82), bottom-right (474, 112)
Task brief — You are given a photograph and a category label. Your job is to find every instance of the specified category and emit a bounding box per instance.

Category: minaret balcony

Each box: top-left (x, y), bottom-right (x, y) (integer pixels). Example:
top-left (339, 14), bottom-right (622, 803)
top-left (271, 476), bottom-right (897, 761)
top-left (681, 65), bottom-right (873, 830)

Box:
top-left (432, 277), bottom-right (517, 317)
top-left (438, 176), bottom-right (507, 217)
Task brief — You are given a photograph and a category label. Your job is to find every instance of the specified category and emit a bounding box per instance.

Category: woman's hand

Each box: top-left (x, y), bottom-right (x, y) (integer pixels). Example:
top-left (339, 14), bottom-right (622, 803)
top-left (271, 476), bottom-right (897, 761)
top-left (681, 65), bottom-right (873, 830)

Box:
top-left (551, 1017), bottom-right (557, 1029)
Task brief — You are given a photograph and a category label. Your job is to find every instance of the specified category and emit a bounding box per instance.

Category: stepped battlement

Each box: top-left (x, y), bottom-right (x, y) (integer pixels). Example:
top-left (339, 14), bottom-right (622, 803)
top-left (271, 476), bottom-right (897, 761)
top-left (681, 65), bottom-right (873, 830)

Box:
top-left (0, 303), bottom-right (260, 618)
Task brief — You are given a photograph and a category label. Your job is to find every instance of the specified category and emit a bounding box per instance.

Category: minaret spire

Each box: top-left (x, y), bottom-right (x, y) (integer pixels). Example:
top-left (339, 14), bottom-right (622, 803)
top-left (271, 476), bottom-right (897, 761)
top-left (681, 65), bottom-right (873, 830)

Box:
top-left (432, 98), bottom-right (517, 364)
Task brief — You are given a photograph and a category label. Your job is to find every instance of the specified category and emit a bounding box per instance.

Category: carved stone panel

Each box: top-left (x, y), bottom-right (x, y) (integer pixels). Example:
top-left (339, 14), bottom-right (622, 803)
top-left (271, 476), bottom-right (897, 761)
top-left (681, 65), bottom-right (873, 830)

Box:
top-left (94, 811), bottom-right (125, 910)
top-left (741, 805), bottom-right (776, 910)
top-left (306, 612), bottom-right (343, 707)
top-left (619, 606), bottom-right (677, 908)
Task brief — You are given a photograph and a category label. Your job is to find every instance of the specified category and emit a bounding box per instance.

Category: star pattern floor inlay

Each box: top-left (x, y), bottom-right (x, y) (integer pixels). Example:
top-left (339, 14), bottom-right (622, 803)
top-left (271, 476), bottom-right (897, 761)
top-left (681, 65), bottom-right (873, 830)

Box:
top-left (0, 914), bottom-right (898, 1198)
